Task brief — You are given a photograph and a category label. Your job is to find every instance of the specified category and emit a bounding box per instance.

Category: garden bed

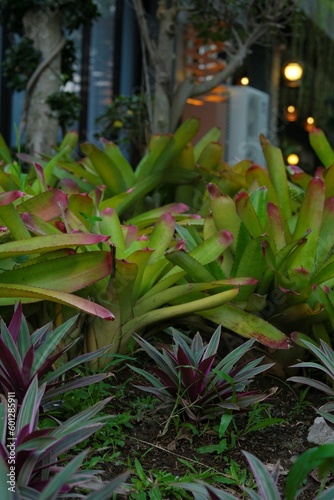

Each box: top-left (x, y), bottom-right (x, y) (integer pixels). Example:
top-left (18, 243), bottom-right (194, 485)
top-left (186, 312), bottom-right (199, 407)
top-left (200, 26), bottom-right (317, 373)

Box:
top-left (77, 351), bottom-right (330, 499)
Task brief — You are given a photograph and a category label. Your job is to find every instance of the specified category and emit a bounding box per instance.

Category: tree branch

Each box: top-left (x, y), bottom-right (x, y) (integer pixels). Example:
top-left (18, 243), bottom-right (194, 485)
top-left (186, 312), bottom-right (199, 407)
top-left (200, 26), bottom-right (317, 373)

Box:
top-left (132, 0), bottom-right (158, 66)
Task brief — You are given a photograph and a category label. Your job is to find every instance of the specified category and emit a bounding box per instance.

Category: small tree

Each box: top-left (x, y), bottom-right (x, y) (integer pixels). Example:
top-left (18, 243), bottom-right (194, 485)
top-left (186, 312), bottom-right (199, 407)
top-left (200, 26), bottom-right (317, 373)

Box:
top-left (132, 0), bottom-right (295, 134)
top-left (0, 0), bottom-right (99, 155)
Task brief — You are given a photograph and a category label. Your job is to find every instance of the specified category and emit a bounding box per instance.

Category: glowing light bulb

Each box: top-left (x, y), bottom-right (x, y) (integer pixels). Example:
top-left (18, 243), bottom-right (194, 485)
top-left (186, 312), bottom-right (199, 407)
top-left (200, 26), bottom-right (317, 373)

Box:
top-left (283, 62), bottom-right (303, 82)
top-left (287, 153), bottom-right (299, 165)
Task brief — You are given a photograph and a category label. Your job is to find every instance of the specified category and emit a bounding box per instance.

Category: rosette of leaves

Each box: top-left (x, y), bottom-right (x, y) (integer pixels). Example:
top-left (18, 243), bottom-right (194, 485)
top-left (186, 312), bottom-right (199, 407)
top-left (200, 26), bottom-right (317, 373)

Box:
top-left (0, 303), bottom-right (111, 407)
top-left (130, 326), bottom-right (274, 422)
top-left (0, 377), bottom-right (129, 498)
top-left (204, 132), bottom-right (334, 358)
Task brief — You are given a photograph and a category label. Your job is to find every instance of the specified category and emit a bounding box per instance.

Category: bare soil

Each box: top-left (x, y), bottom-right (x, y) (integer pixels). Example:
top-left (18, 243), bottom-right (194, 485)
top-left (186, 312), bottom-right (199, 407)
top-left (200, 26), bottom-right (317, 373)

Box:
top-left (101, 354), bottom-right (330, 499)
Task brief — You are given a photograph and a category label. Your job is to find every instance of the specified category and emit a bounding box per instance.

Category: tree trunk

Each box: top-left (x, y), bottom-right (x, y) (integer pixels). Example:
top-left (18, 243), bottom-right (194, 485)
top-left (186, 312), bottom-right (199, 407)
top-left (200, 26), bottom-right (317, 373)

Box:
top-left (23, 10), bottom-right (63, 156)
top-left (152, 4), bottom-right (177, 133)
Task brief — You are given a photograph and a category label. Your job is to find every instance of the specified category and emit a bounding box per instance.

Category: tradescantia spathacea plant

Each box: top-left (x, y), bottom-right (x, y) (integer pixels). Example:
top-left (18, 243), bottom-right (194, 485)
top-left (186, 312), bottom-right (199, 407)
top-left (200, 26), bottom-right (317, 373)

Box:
top-left (0, 302), bottom-right (112, 406)
top-left (0, 377), bottom-right (129, 498)
top-left (129, 326), bottom-right (275, 422)
top-left (288, 336), bottom-right (334, 426)
top-left (178, 447), bottom-right (334, 499)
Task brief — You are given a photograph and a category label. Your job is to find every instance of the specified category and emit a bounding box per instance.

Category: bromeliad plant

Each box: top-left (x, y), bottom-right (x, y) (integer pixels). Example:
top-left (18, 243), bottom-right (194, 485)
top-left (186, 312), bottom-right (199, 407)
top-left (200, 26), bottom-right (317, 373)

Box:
top-left (203, 131), bottom-right (334, 354)
top-left (0, 303), bottom-right (111, 406)
top-left (85, 205), bottom-right (288, 368)
top-left (130, 326), bottom-right (275, 422)
top-left (0, 186), bottom-right (114, 319)
top-left (0, 377), bottom-right (129, 498)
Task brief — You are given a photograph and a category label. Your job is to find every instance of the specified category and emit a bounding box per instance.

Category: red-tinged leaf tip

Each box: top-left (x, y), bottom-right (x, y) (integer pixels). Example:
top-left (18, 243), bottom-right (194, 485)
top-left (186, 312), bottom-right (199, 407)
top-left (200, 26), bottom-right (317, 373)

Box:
top-left (290, 331), bottom-right (300, 344)
top-left (249, 332), bottom-right (291, 350)
top-left (267, 202), bottom-right (279, 215)
top-left (219, 230), bottom-right (233, 246)
top-left (94, 187), bottom-right (103, 206)
top-left (55, 221), bottom-right (66, 232)
top-left (101, 207), bottom-right (115, 216)
top-left (189, 214), bottom-right (202, 219)
top-left (137, 235), bottom-right (148, 241)
top-left (235, 191), bottom-right (248, 203)
top-left (126, 187), bottom-right (135, 194)
top-left (126, 224), bottom-right (137, 233)
top-left (21, 213), bottom-right (39, 232)
top-left (0, 226), bottom-right (7, 232)
top-left (171, 203), bottom-right (189, 213)
top-left (312, 284), bottom-right (317, 291)
top-left (248, 164), bottom-right (263, 172)
top-left (60, 178), bottom-right (79, 193)
top-left (175, 240), bottom-right (186, 251)
top-left (278, 286), bottom-right (300, 295)
top-left (208, 183), bottom-right (221, 198)
top-left (287, 165), bottom-right (304, 174)
top-left (0, 190), bottom-right (25, 205)
top-left (325, 197), bottom-right (334, 212)
top-left (314, 167), bottom-right (325, 179)
top-left (324, 284), bottom-right (330, 294)
top-left (309, 177), bottom-right (325, 189)
top-left (295, 267), bottom-right (309, 275)
top-left (34, 162), bottom-right (45, 182)
top-left (160, 213), bottom-right (175, 225)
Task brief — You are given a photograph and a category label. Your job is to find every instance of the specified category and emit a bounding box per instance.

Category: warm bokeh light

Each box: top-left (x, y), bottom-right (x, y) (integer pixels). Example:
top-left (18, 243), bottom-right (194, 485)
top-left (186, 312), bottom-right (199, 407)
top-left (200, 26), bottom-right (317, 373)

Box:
top-left (203, 94), bottom-right (227, 103)
top-left (186, 98), bottom-right (204, 106)
top-left (283, 62), bottom-right (303, 82)
top-left (287, 153), bottom-right (299, 165)
top-left (240, 76), bottom-right (249, 86)
top-left (285, 105), bottom-right (298, 122)
top-left (306, 116), bottom-right (315, 125)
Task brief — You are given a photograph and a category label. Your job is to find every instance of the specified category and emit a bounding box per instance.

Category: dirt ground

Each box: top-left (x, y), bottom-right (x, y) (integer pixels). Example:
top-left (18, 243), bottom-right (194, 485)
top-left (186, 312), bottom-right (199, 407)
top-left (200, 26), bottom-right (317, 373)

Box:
top-left (101, 351), bottom-right (330, 499)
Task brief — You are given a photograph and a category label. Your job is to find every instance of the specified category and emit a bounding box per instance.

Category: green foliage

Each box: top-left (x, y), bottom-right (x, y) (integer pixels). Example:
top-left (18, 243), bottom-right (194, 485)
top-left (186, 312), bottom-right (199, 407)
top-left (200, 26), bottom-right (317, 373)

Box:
top-left (96, 94), bottom-right (150, 156)
top-left (0, 0), bottom-right (100, 34)
top-left (61, 39), bottom-right (77, 84)
top-left (2, 37), bottom-right (40, 91)
top-left (178, 447), bottom-right (334, 499)
top-left (0, 377), bottom-right (129, 497)
top-left (47, 90), bottom-right (82, 132)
